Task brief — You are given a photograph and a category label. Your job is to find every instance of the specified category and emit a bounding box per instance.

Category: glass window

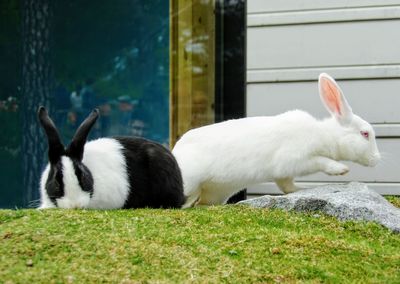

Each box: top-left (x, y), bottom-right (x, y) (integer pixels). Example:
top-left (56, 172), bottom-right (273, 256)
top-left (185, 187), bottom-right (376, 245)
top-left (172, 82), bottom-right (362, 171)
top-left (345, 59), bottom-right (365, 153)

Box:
top-left (170, 0), bottom-right (246, 146)
top-left (0, 0), bottom-right (245, 208)
top-left (1, 0), bottom-right (170, 207)
top-left (170, 0), bottom-right (246, 202)
top-left (170, 0), bottom-right (216, 146)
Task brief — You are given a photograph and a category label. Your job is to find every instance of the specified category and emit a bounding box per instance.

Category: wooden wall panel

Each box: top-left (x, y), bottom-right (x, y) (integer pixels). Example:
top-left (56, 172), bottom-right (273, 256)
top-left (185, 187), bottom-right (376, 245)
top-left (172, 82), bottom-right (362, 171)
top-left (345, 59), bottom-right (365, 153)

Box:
top-left (246, 0), bottom-right (400, 195)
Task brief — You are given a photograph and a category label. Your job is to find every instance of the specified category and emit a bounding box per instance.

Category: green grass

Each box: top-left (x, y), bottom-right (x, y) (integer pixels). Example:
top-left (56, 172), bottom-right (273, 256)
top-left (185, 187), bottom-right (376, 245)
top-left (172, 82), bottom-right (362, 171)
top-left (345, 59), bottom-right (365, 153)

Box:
top-left (386, 196), bottom-right (400, 208)
top-left (1, 204), bottom-right (400, 283)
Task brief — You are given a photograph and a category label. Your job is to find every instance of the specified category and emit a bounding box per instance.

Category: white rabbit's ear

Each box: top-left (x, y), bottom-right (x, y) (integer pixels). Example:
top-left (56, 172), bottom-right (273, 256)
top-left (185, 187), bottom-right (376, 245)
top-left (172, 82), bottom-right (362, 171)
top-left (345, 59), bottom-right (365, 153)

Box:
top-left (318, 73), bottom-right (353, 125)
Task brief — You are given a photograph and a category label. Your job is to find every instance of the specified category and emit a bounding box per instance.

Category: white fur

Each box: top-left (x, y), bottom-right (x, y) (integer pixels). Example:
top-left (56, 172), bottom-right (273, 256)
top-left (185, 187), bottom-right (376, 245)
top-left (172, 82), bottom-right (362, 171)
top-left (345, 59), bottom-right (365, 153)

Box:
top-left (39, 165), bottom-right (55, 209)
top-left (56, 157), bottom-right (91, 208)
top-left (172, 73), bottom-right (381, 207)
top-left (39, 138), bottom-right (130, 209)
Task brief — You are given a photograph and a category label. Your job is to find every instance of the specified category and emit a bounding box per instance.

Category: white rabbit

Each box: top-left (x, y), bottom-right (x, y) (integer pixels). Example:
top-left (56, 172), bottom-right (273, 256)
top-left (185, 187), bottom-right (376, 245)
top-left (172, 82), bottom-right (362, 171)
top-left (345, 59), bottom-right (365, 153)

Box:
top-left (173, 73), bottom-right (381, 207)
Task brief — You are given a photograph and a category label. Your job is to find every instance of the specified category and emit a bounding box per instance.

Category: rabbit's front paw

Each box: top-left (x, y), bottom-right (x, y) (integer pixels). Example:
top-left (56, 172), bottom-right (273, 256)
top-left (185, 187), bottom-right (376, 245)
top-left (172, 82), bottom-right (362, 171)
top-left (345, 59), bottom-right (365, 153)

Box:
top-left (325, 162), bottom-right (349, 176)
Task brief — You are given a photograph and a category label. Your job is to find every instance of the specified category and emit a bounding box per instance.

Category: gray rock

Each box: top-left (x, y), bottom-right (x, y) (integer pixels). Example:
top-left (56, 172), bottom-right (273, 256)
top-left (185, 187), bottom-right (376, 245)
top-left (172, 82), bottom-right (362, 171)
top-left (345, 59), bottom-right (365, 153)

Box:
top-left (238, 182), bottom-right (400, 233)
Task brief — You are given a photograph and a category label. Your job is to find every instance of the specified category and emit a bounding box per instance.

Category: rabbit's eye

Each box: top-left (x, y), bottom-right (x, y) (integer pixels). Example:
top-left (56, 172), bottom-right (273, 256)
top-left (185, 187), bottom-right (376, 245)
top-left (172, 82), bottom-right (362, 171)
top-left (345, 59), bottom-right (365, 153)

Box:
top-left (360, 131), bottom-right (369, 139)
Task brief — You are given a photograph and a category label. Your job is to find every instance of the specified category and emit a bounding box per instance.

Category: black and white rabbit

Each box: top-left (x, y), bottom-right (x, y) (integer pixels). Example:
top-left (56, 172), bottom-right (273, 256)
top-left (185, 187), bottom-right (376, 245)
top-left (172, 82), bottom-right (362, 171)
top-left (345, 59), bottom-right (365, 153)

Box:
top-left (38, 106), bottom-right (186, 209)
top-left (173, 73), bottom-right (381, 207)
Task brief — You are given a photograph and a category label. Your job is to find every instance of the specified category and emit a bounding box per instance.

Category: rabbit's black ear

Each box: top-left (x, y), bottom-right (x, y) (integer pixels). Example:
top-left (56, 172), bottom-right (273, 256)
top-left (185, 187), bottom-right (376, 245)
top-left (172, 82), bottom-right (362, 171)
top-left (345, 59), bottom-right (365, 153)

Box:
top-left (67, 109), bottom-right (99, 161)
top-left (38, 106), bottom-right (65, 163)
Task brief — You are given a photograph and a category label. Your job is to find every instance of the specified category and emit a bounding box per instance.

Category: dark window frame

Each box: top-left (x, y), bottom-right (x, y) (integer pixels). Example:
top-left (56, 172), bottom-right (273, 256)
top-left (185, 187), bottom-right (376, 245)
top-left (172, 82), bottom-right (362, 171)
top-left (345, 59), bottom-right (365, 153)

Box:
top-left (215, 0), bottom-right (247, 203)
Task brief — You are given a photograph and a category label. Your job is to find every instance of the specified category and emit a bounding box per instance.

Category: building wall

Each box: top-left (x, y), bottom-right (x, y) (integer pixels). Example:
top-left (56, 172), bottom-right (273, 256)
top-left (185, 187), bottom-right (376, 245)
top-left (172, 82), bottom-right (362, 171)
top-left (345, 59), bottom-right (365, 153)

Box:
top-left (246, 0), bottom-right (400, 195)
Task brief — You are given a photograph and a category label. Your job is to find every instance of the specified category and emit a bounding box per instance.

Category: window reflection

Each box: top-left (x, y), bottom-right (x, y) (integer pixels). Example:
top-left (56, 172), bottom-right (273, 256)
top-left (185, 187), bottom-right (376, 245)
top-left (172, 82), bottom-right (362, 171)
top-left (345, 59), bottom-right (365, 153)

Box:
top-left (170, 0), bottom-right (216, 146)
top-left (52, 1), bottom-right (170, 145)
top-left (0, 0), bottom-right (170, 207)
top-left (0, 0), bottom-right (246, 207)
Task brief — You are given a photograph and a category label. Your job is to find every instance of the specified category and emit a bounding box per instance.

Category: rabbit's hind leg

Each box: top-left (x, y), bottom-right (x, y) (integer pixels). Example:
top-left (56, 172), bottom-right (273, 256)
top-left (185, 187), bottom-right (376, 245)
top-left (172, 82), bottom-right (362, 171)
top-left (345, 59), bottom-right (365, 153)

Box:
top-left (198, 184), bottom-right (235, 205)
top-left (181, 179), bottom-right (202, 208)
top-left (275, 177), bottom-right (299, 194)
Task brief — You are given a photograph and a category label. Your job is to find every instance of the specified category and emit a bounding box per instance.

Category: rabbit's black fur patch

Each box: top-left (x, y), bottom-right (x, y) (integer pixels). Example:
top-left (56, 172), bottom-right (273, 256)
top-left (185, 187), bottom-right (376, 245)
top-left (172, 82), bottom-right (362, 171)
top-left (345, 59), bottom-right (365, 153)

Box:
top-left (116, 137), bottom-right (186, 209)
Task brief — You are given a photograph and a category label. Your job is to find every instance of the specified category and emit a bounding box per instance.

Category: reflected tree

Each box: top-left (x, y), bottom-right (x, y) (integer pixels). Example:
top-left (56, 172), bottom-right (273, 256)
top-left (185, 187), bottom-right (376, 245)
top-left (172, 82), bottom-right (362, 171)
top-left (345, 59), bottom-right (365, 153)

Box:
top-left (21, 0), bottom-right (53, 205)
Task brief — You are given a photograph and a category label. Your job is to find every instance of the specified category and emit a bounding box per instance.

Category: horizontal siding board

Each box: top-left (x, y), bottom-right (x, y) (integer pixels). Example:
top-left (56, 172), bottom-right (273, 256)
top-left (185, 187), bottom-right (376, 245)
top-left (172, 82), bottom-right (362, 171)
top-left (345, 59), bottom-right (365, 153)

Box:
top-left (247, 20), bottom-right (400, 70)
top-left (374, 124), bottom-right (400, 137)
top-left (247, 182), bottom-right (400, 196)
top-left (247, 79), bottom-right (400, 124)
top-left (246, 1), bottom-right (400, 195)
top-left (247, 65), bottom-right (400, 83)
top-left (248, 0), bottom-right (400, 14)
top-left (248, 6), bottom-right (400, 27)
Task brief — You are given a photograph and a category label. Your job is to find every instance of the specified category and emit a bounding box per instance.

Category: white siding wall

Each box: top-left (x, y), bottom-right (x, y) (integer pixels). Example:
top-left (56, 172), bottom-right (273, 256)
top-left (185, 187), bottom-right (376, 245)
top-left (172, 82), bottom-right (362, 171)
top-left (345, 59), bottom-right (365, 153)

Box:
top-left (246, 0), bottom-right (400, 195)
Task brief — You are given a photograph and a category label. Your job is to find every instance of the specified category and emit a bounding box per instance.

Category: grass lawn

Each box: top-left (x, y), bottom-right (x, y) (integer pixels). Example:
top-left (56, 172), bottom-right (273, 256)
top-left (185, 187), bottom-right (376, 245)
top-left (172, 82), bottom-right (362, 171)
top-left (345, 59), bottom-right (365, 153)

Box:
top-left (1, 201), bottom-right (399, 283)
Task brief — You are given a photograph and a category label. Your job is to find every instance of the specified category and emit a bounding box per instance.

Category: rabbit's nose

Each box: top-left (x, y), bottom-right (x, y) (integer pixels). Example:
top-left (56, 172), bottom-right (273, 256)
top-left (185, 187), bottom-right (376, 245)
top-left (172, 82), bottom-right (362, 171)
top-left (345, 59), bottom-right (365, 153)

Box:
top-left (368, 154), bottom-right (380, 167)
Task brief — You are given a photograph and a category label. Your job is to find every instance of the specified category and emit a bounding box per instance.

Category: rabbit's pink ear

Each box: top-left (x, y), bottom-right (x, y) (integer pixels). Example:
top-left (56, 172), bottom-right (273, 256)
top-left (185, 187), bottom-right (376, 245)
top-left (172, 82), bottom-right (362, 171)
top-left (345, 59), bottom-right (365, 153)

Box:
top-left (318, 73), bottom-right (353, 124)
